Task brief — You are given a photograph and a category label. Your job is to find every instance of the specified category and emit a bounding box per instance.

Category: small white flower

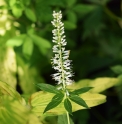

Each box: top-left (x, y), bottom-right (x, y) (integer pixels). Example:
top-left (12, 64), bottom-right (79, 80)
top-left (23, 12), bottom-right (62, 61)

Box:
top-left (51, 11), bottom-right (74, 88)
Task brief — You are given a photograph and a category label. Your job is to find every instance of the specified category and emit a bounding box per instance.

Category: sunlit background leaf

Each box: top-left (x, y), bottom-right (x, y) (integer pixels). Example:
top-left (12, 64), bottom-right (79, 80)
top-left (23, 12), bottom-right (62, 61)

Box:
top-left (29, 91), bottom-right (106, 116)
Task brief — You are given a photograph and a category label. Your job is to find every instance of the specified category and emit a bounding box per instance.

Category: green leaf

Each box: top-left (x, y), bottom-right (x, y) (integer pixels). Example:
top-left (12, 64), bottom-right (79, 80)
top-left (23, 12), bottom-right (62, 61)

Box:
top-left (58, 114), bottom-right (74, 124)
top-left (17, 55), bottom-right (44, 94)
top-left (12, 3), bottom-right (23, 18)
top-left (30, 91), bottom-right (106, 116)
top-left (9, 0), bottom-right (16, 7)
top-left (82, 7), bottom-right (103, 39)
top-left (69, 95), bottom-right (89, 109)
top-left (23, 0), bottom-right (31, 6)
top-left (36, 83), bottom-right (61, 94)
top-left (87, 0), bottom-right (109, 5)
top-left (73, 4), bottom-right (97, 16)
top-left (67, 11), bottom-right (77, 24)
top-left (35, 2), bottom-right (52, 22)
top-left (25, 8), bottom-right (36, 22)
top-left (111, 65), bottom-right (122, 74)
top-left (30, 34), bottom-right (51, 55)
top-left (27, 28), bottom-right (35, 35)
top-left (48, 0), bottom-right (66, 7)
top-left (64, 98), bottom-right (72, 114)
top-left (43, 93), bottom-right (64, 113)
top-left (66, 0), bottom-right (76, 7)
top-left (28, 113), bottom-right (43, 124)
top-left (71, 87), bottom-right (93, 95)
top-left (0, 46), bottom-right (17, 88)
top-left (42, 116), bottom-right (57, 124)
top-left (68, 77), bottom-right (119, 93)
top-left (22, 36), bottom-right (33, 58)
top-left (64, 21), bottom-right (76, 30)
top-left (0, 81), bottom-right (25, 104)
top-left (6, 34), bottom-right (26, 47)
top-left (0, 96), bottom-right (30, 124)
top-left (52, 93), bottom-right (64, 100)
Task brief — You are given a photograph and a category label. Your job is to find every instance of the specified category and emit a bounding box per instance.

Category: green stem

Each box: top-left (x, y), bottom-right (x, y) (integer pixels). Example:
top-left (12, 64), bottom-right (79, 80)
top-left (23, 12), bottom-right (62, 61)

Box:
top-left (104, 6), bottom-right (122, 21)
top-left (64, 92), bottom-right (70, 124)
top-left (56, 15), bottom-right (70, 124)
top-left (66, 111), bottom-right (70, 124)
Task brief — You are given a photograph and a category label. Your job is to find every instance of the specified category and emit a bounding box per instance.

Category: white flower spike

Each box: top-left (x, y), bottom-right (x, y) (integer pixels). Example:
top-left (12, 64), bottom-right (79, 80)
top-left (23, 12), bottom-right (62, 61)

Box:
top-left (51, 11), bottom-right (74, 89)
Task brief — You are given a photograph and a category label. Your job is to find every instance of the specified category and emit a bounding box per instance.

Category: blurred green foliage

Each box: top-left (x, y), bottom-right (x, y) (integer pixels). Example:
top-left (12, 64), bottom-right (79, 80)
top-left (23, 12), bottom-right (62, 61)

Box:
top-left (0, 0), bottom-right (122, 123)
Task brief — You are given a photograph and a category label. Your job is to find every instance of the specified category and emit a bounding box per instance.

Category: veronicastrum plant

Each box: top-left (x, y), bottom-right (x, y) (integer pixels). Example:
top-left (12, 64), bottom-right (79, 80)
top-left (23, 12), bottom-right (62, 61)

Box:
top-left (1, 9), bottom-right (117, 124)
top-left (36, 11), bottom-right (93, 124)
top-left (0, 0), bottom-right (121, 123)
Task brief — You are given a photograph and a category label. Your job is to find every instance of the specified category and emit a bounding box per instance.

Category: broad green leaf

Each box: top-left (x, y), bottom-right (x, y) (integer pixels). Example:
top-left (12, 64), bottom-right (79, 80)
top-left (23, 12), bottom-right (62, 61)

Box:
top-left (9, 0), bottom-right (16, 7)
top-left (64, 21), bottom-right (76, 30)
top-left (41, 116), bottom-right (57, 124)
top-left (0, 46), bottom-right (17, 88)
top-left (22, 36), bottom-right (33, 58)
top-left (27, 28), bottom-right (35, 35)
top-left (58, 114), bottom-right (74, 124)
top-left (69, 95), bottom-right (89, 109)
top-left (30, 34), bottom-right (51, 55)
top-left (25, 8), bottom-right (36, 22)
top-left (116, 75), bottom-right (122, 103)
top-left (28, 113), bottom-right (43, 124)
top-left (52, 93), bottom-right (64, 100)
top-left (71, 87), bottom-right (93, 95)
top-left (48, 0), bottom-right (65, 7)
top-left (12, 3), bottom-right (23, 18)
top-left (43, 93), bottom-right (64, 113)
top-left (67, 11), bottom-right (77, 24)
top-left (35, 2), bottom-right (52, 22)
top-left (73, 4), bottom-right (97, 16)
top-left (17, 55), bottom-right (44, 94)
top-left (0, 81), bottom-right (25, 104)
top-left (29, 91), bottom-right (106, 116)
top-left (87, 0), bottom-right (109, 5)
top-left (6, 34), bottom-right (26, 47)
top-left (36, 83), bottom-right (61, 94)
top-left (66, 0), bottom-right (76, 7)
top-left (68, 77), bottom-right (119, 93)
top-left (64, 98), bottom-right (72, 114)
top-left (22, 0), bottom-right (31, 6)
top-left (111, 65), bottom-right (122, 74)
top-left (0, 96), bottom-right (30, 124)
top-left (82, 7), bottom-right (103, 39)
